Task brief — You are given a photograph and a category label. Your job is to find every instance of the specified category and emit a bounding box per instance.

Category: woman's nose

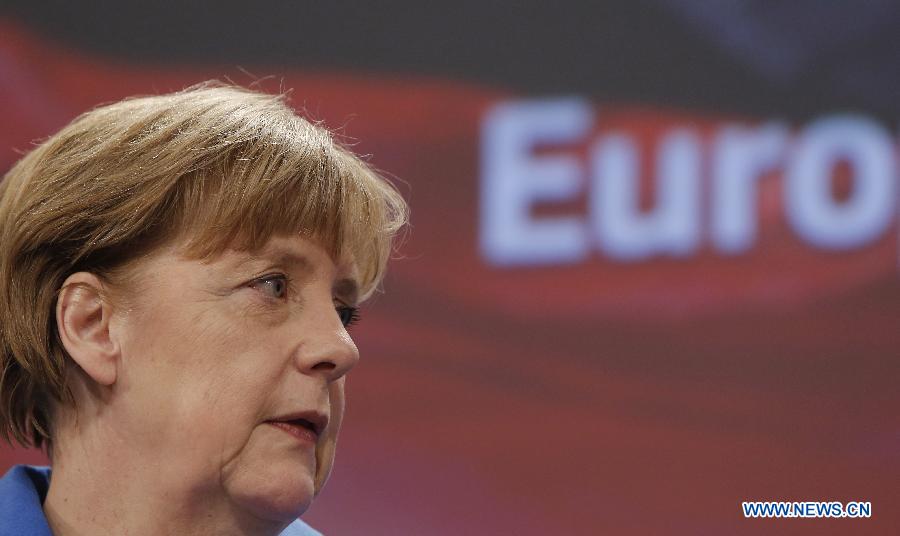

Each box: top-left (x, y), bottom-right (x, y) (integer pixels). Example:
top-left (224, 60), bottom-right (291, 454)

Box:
top-left (293, 300), bottom-right (360, 381)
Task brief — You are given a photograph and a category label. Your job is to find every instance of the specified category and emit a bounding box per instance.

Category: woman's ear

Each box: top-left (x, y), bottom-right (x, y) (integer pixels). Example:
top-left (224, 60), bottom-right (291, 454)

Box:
top-left (56, 273), bottom-right (120, 386)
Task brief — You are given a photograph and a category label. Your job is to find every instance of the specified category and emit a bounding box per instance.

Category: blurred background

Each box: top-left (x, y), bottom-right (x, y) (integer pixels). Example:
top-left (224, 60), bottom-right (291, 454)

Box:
top-left (1, 2), bottom-right (898, 534)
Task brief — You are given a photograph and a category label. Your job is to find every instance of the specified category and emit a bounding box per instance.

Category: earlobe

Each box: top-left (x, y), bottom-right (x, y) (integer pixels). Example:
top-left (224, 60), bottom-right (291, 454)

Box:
top-left (56, 273), bottom-right (120, 386)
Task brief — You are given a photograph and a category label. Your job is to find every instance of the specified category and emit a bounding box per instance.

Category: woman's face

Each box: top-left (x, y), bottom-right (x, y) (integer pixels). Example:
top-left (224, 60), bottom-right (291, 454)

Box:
top-left (108, 234), bottom-right (360, 522)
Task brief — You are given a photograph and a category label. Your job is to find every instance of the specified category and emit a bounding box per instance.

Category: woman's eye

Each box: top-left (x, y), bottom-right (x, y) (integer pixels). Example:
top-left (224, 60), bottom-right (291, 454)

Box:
top-left (336, 306), bottom-right (360, 328)
top-left (250, 275), bottom-right (288, 299)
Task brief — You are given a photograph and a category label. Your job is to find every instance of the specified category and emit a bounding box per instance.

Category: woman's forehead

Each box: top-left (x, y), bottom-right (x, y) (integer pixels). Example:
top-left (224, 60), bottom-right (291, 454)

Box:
top-left (118, 233), bottom-right (362, 305)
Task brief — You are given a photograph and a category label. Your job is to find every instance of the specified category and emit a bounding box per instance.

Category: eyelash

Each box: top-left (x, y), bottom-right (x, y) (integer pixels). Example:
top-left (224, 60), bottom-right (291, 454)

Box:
top-left (249, 274), bottom-right (361, 329)
top-left (336, 306), bottom-right (361, 328)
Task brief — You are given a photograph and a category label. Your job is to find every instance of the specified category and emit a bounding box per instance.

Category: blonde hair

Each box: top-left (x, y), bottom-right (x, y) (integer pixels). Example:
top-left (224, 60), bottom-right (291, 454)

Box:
top-left (0, 83), bottom-right (408, 450)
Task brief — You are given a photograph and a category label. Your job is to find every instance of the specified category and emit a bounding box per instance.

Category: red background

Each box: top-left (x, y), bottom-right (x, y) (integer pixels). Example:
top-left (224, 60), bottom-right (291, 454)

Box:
top-left (1, 18), bottom-right (898, 535)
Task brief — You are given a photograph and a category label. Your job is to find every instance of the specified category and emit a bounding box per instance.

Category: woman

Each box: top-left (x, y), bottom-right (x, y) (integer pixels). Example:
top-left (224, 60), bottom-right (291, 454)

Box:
top-left (0, 84), bottom-right (407, 535)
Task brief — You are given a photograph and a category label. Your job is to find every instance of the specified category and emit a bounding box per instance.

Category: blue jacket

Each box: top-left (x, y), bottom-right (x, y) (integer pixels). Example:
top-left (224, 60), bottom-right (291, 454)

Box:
top-left (0, 465), bottom-right (321, 535)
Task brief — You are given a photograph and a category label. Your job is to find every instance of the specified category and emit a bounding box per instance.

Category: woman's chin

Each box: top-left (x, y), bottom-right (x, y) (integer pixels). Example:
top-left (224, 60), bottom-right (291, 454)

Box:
top-left (224, 462), bottom-right (317, 523)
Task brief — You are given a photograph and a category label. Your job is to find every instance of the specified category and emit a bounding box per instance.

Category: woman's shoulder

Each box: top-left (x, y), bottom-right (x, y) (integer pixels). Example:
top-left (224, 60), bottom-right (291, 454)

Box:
top-left (281, 518), bottom-right (324, 536)
top-left (0, 465), bottom-right (54, 536)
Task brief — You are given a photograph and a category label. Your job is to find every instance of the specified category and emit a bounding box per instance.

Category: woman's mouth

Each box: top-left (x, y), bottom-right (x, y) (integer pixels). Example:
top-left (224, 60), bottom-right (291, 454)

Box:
top-left (267, 418), bottom-right (319, 444)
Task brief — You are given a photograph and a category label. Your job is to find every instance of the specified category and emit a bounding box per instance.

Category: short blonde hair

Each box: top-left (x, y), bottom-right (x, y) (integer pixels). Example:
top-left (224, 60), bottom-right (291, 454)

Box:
top-left (0, 83), bottom-right (408, 450)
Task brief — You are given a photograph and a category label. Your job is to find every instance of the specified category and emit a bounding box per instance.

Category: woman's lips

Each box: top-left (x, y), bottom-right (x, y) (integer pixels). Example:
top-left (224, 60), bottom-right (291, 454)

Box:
top-left (267, 420), bottom-right (318, 444)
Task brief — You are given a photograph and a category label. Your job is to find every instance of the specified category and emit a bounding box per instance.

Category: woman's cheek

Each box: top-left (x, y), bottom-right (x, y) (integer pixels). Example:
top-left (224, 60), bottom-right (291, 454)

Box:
top-left (314, 378), bottom-right (346, 493)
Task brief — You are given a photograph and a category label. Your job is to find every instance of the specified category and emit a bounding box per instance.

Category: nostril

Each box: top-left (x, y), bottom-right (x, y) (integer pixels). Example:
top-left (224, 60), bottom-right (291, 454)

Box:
top-left (312, 362), bottom-right (336, 372)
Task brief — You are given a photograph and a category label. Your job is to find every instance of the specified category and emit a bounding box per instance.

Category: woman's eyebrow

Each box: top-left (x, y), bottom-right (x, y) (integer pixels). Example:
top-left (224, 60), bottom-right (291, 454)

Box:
top-left (333, 278), bottom-right (360, 304)
top-left (224, 248), bottom-right (313, 275)
top-left (267, 251), bottom-right (314, 273)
